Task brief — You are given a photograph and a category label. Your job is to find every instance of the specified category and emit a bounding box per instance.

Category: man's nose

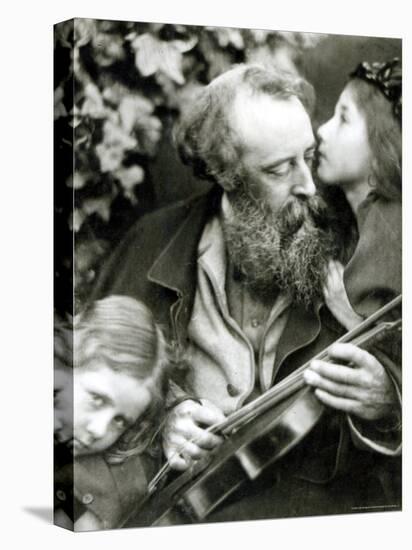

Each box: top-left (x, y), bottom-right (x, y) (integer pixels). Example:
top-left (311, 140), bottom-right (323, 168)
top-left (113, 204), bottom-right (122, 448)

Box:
top-left (293, 163), bottom-right (316, 198)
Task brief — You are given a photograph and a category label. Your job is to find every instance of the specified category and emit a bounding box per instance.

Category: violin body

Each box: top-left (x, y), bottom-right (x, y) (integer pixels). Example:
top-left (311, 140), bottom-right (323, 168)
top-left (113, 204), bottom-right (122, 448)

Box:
top-left (126, 387), bottom-right (324, 527)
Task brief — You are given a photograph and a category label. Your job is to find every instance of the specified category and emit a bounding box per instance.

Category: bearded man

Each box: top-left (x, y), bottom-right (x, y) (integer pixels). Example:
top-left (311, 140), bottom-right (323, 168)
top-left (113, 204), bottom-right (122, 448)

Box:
top-left (94, 65), bottom-right (401, 522)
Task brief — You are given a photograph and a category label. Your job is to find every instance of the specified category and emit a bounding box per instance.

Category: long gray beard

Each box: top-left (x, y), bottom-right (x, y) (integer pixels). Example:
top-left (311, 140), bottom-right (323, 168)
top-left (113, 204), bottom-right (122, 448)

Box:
top-left (222, 189), bottom-right (339, 309)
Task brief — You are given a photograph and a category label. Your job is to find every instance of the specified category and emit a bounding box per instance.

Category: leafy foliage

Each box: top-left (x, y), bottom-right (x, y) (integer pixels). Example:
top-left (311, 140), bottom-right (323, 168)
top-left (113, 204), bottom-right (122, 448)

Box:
top-left (54, 19), bottom-right (325, 313)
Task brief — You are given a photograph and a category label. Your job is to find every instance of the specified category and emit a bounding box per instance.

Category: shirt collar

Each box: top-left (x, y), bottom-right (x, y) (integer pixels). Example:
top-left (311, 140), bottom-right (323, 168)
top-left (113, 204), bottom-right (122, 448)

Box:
top-left (197, 194), bottom-right (228, 296)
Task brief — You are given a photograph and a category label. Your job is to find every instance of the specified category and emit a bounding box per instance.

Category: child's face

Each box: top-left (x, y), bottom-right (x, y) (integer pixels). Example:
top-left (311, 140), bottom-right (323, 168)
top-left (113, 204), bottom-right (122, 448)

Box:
top-left (54, 367), bottom-right (73, 446)
top-left (316, 85), bottom-right (372, 187)
top-left (73, 365), bottom-right (151, 457)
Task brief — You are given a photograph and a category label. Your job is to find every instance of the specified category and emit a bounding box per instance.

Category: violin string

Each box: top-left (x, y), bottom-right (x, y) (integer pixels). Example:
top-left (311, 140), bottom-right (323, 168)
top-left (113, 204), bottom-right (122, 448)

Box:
top-left (220, 319), bottom-right (401, 434)
top-left (148, 297), bottom-right (401, 493)
top-left (214, 297), bottom-right (401, 435)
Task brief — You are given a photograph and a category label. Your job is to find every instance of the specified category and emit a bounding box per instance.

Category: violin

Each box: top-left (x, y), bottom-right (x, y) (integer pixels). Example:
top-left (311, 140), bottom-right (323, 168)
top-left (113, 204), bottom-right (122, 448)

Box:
top-left (124, 295), bottom-right (401, 527)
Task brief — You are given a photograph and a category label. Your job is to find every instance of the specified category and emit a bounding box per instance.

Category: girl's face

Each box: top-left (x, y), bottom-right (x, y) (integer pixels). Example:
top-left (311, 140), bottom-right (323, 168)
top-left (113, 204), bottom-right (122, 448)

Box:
top-left (316, 85), bottom-right (372, 187)
top-left (73, 365), bottom-right (151, 457)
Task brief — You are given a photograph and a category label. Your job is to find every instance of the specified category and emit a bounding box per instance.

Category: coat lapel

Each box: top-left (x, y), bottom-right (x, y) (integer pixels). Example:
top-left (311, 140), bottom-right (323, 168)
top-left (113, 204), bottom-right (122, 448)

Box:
top-left (147, 186), bottom-right (221, 344)
top-left (272, 301), bottom-right (322, 384)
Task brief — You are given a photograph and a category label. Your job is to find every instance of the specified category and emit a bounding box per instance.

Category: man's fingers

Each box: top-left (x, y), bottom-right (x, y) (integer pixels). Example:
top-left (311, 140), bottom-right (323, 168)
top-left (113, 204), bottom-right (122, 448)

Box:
top-left (177, 418), bottom-right (222, 449)
top-left (308, 360), bottom-right (360, 386)
top-left (179, 441), bottom-right (209, 461)
top-left (167, 452), bottom-right (191, 471)
top-left (304, 369), bottom-right (364, 400)
top-left (327, 343), bottom-right (372, 368)
top-left (194, 429), bottom-right (223, 450)
top-left (314, 388), bottom-right (360, 415)
top-left (164, 435), bottom-right (204, 469)
top-left (192, 402), bottom-right (225, 427)
top-left (163, 399), bottom-right (225, 472)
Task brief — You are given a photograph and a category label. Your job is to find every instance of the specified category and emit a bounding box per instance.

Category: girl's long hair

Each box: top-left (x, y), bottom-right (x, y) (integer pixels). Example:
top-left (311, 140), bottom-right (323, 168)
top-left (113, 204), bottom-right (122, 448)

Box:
top-left (348, 78), bottom-right (401, 201)
top-left (74, 295), bottom-right (170, 464)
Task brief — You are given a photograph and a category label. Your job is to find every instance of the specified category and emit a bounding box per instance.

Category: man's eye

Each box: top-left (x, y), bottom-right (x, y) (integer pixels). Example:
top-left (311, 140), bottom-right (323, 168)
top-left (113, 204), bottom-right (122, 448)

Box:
top-left (340, 114), bottom-right (348, 124)
top-left (268, 164), bottom-right (290, 177)
top-left (304, 154), bottom-right (314, 167)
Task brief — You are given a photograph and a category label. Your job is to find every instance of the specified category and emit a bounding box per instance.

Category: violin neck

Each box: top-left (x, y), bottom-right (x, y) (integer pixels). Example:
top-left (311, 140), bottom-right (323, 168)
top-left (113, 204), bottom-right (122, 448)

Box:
top-left (215, 295), bottom-right (402, 436)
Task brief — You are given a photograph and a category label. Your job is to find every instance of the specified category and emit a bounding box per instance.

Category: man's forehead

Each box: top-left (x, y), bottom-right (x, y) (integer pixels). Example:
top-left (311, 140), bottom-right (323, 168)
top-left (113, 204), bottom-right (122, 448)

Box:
top-left (231, 91), bottom-right (314, 160)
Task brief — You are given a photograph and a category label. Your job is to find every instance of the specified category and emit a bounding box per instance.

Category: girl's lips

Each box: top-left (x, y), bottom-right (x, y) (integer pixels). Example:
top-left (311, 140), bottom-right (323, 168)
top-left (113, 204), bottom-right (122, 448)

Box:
top-left (316, 150), bottom-right (327, 166)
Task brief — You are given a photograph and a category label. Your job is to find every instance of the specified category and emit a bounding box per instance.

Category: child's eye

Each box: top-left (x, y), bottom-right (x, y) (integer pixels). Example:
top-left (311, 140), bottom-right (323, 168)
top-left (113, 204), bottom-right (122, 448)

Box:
top-left (54, 389), bottom-right (63, 408)
top-left (113, 415), bottom-right (127, 430)
top-left (89, 392), bottom-right (105, 407)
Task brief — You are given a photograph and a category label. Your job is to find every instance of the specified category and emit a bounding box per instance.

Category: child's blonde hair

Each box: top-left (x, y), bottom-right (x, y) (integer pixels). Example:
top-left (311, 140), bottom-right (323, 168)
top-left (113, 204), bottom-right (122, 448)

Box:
top-left (74, 295), bottom-right (169, 463)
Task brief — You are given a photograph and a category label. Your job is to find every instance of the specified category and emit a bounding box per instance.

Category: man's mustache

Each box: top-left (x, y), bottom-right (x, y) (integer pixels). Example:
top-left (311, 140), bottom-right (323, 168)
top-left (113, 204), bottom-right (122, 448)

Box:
top-left (279, 194), bottom-right (329, 236)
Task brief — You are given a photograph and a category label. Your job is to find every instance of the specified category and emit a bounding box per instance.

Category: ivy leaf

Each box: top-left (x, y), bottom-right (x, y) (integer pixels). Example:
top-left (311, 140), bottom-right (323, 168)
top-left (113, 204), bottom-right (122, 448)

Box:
top-left (207, 27), bottom-right (244, 50)
top-left (173, 36), bottom-right (198, 54)
top-left (118, 94), bottom-right (162, 155)
top-left (102, 81), bottom-right (131, 107)
top-left (91, 32), bottom-right (126, 67)
top-left (74, 18), bottom-right (97, 48)
top-left (131, 34), bottom-right (161, 77)
top-left (71, 172), bottom-right (88, 189)
top-left (80, 83), bottom-right (106, 118)
top-left (95, 120), bottom-right (137, 172)
top-left (95, 141), bottom-right (123, 173)
top-left (114, 165), bottom-right (145, 204)
top-left (82, 194), bottom-right (114, 222)
top-left (118, 95), bottom-right (154, 133)
top-left (248, 29), bottom-right (271, 45)
top-left (71, 208), bottom-right (87, 232)
top-left (278, 31), bottom-right (326, 50)
top-left (54, 86), bottom-right (68, 120)
top-left (70, 105), bottom-right (82, 129)
top-left (131, 33), bottom-right (196, 84)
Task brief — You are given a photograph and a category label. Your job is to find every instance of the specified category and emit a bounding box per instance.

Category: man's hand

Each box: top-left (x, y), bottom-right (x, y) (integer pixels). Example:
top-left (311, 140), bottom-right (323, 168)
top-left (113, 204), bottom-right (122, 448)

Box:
top-left (303, 343), bottom-right (398, 422)
top-left (163, 399), bottom-right (225, 471)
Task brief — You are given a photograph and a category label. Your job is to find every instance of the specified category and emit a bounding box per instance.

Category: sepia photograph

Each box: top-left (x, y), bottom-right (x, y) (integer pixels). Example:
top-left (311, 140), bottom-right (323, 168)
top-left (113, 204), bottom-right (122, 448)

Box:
top-left (53, 16), bottom-right (402, 532)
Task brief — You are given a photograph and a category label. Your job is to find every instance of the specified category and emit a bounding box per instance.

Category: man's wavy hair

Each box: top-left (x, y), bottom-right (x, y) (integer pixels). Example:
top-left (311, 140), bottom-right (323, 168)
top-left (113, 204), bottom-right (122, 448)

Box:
top-left (175, 64), bottom-right (315, 191)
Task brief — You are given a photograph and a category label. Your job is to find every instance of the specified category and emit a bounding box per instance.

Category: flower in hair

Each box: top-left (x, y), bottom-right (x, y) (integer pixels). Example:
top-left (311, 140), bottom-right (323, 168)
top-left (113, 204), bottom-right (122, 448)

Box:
top-left (350, 58), bottom-right (402, 120)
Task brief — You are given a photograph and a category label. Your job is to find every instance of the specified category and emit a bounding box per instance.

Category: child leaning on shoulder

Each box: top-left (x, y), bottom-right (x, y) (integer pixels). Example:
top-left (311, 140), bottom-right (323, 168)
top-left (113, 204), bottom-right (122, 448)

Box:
top-left (54, 296), bottom-right (170, 531)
